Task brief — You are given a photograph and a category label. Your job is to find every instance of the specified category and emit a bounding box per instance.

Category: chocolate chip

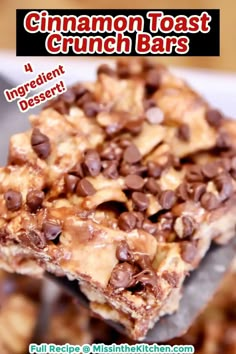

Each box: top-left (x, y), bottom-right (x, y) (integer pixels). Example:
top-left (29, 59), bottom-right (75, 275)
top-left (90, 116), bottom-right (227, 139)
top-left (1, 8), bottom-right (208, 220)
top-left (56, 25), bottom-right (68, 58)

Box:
top-left (68, 163), bottom-right (84, 178)
top-left (144, 178), bottom-right (161, 195)
top-left (4, 190), bottom-right (22, 212)
top-left (31, 128), bottom-right (48, 146)
top-left (116, 240), bottom-right (133, 262)
top-left (214, 173), bottom-right (233, 201)
top-left (76, 178), bottom-right (96, 197)
top-left (145, 69), bottom-right (161, 93)
top-left (60, 89), bottom-right (76, 104)
top-left (97, 64), bottom-right (116, 77)
top-left (109, 262), bottom-right (136, 288)
top-left (125, 120), bottom-right (143, 135)
top-left (119, 163), bottom-right (132, 177)
top-left (123, 144), bottom-right (141, 164)
top-left (185, 166), bottom-right (204, 182)
top-left (46, 99), bottom-right (68, 115)
top-left (159, 190), bottom-right (177, 210)
top-left (216, 132), bottom-right (232, 150)
top-left (84, 149), bottom-right (101, 177)
top-left (76, 91), bottom-right (92, 107)
top-left (171, 155), bottom-right (181, 170)
top-left (64, 174), bottom-right (79, 193)
top-left (177, 124), bottom-right (190, 142)
top-left (133, 212), bottom-right (145, 228)
top-left (174, 215), bottom-right (196, 239)
top-left (201, 162), bottom-right (219, 179)
top-left (31, 128), bottom-right (51, 159)
top-left (26, 190), bottom-right (44, 213)
top-left (180, 241), bottom-right (197, 263)
top-left (43, 221), bottom-right (62, 241)
top-left (125, 175), bottom-right (145, 190)
top-left (117, 61), bottom-right (131, 78)
top-left (142, 219), bottom-right (157, 235)
top-left (176, 183), bottom-right (189, 202)
top-left (132, 192), bottom-right (149, 211)
top-left (142, 60), bottom-right (156, 71)
top-left (83, 101), bottom-right (101, 117)
top-left (133, 269), bottom-right (158, 291)
top-left (172, 158), bottom-right (181, 170)
top-left (28, 230), bottom-right (46, 249)
top-left (118, 212), bottom-right (137, 232)
top-left (72, 84), bottom-right (88, 99)
top-left (145, 107), bottom-right (164, 125)
top-left (147, 161), bottom-right (162, 178)
top-left (200, 192), bottom-right (220, 210)
top-left (206, 109), bottom-right (223, 127)
top-left (221, 157), bottom-right (232, 172)
top-left (191, 183), bottom-right (206, 202)
top-left (102, 161), bottom-right (119, 179)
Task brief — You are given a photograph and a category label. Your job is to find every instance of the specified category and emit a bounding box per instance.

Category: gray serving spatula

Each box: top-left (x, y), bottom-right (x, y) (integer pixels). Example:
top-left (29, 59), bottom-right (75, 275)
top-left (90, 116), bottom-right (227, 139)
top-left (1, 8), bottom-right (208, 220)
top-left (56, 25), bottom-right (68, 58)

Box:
top-left (46, 238), bottom-right (236, 342)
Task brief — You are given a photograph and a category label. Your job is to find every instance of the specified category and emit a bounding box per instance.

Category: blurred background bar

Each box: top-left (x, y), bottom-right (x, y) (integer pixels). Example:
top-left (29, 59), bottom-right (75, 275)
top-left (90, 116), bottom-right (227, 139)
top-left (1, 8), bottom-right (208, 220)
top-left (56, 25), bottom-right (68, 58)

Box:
top-left (0, 0), bottom-right (235, 72)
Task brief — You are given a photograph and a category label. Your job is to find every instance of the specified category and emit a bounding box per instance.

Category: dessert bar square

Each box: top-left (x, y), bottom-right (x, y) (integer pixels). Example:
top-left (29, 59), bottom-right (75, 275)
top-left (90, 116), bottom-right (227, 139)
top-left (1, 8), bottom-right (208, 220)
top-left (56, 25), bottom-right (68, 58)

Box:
top-left (0, 59), bottom-right (236, 339)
